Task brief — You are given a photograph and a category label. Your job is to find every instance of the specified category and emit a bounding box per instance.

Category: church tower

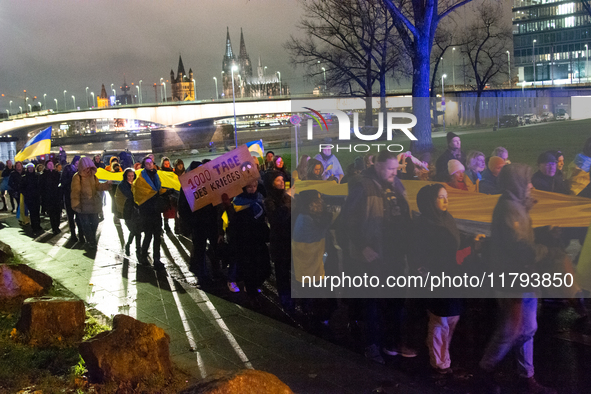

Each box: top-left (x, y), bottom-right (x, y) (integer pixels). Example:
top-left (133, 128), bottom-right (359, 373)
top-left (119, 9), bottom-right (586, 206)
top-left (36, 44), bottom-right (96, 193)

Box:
top-left (222, 27), bottom-right (240, 98)
top-left (171, 54), bottom-right (195, 101)
top-left (238, 28), bottom-right (252, 80)
top-left (97, 84), bottom-right (109, 108)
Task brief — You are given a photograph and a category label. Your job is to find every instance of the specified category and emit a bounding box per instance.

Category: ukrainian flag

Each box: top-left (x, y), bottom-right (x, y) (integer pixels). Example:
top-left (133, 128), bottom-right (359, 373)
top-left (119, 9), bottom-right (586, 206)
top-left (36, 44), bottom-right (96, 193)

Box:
top-left (246, 139), bottom-right (264, 158)
top-left (15, 126), bottom-right (52, 162)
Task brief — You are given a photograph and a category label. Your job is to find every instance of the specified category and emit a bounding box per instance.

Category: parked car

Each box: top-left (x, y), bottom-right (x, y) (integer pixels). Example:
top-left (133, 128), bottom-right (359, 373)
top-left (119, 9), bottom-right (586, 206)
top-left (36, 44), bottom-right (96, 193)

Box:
top-left (556, 109), bottom-right (570, 121)
top-left (499, 114), bottom-right (520, 128)
top-left (541, 112), bottom-right (555, 122)
top-left (523, 114), bottom-right (541, 124)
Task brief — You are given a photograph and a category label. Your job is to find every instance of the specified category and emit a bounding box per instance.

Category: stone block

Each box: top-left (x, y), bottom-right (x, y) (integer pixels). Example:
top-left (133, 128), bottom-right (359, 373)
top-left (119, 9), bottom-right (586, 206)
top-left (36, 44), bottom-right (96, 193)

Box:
top-left (0, 264), bottom-right (53, 302)
top-left (179, 370), bottom-right (293, 394)
top-left (16, 297), bottom-right (86, 346)
top-left (0, 240), bottom-right (15, 263)
top-left (79, 314), bottom-right (172, 384)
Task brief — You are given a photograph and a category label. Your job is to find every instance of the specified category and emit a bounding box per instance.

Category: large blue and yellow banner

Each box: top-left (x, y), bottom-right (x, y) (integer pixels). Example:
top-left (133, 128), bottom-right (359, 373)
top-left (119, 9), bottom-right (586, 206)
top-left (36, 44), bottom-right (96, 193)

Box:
top-left (14, 126), bottom-right (52, 162)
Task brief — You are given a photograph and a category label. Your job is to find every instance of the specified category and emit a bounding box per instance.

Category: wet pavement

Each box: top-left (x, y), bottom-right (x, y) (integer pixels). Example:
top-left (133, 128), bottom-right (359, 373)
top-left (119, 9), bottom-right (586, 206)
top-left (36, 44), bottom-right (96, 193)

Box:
top-left (1, 197), bottom-right (591, 393)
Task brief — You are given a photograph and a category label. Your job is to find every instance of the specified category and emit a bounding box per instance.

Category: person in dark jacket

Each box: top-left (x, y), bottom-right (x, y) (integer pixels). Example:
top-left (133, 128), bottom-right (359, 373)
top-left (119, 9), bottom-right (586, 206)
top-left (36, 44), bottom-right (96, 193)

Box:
top-left (173, 159), bottom-right (185, 177)
top-left (306, 159), bottom-right (324, 181)
top-left (435, 132), bottom-right (466, 182)
top-left (61, 155), bottom-right (82, 241)
top-left (40, 161), bottom-right (62, 234)
top-left (117, 168), bottom-right (140, 256)
top-left (264, 170), bottom-right (293, 309)
top-left (479, 156), bottom-right (506, 195)
top-left (160, 157), bottom-right (173, 172)
top-left (1, 160), bottom-right (15, 212)
top-left (478, 164), bottom-right (553, 394)
top-left (92, 155), bottom-right (105, 169)
top-left (272, 156), bottom-right (291, 186)
top-left (8, 161), bottom-right (24, 219)
top-left (21, 163), bottom-right (42, 233)
top-left (532, 151), bottom-right (569, 195)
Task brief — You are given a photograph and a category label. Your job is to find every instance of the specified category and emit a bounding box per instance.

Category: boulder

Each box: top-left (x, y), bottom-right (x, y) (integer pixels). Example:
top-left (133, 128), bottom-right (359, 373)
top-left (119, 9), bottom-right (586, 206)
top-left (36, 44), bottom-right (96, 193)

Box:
top-left (0, 264), bottom-right (53, 308)
top-left (16, 297), bottom-right (86, 346)
top-left (179, 370), bottom-right (293, 394)
top-left (0, 240), bottom-right (15, 263)
top-left (79, 314), bottom-right (172, 384)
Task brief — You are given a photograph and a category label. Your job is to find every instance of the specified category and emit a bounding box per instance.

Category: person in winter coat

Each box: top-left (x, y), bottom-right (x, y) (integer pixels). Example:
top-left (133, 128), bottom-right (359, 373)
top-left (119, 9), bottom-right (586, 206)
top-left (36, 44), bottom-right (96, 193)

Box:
top-left (264, 170), bottom-right (293, 309)
top-left (465, 150), bottom-right (485, 186)
top-left (61, 155), bottom-right (82, 241)
top-left (116, 168), bottom-right (140, 256)
top-left (92, 155), bottom-right (105, 169)
top-left (159, 156), bottom-right (175, 232)
top-left (435, 132), bottom-right (466, 182)
top-left (306, 159), bottom-right (324, 181)
top-left (272, 156), bottom-right (291, 186)
top-left (446, 160), bottom-right (470, 191)
top-left (314, 145), bottom-right (344, 182)
top-left (71, 157), bottom-right (112, 250)
top-left (132, 156), bottom-right (170, 270)
top-left (566, 136), bottom-right (591, 195)
top-left (228, 180), bottom-right (271, 297)
top-left (479, 156), bottom-right (505, 195)
top-left (532, 151), bottom-right (569, 195)
top-left (40, 161), bottom-right (62, 234)
top-left (160, 157), bottom-right (173, 172)
top-left (105, 156), bottom-right (121, 172)
top-left (478, 164), bottom-right (554, 394)
top-left (21, 163), bottom-right (42, 233)
top-left (292, 155), bottom-right (310, 183)
top-left (413, 184), bottom-right (482, 375)
top-left (8, 161), bottom-right (24, 219)
top-left (173, 159), bottom-right (185, 177)
top-left (1, 160), bottom-right (15, 212)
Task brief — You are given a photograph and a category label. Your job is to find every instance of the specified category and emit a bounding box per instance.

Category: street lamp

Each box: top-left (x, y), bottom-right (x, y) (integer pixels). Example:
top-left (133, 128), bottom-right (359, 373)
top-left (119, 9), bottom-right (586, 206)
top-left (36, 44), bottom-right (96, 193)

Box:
top-left (139, 80), bottom-right (142, 104)
top-left (321, 67), bottom-right (326, 92)
top-left (452, 48), bottom-right (456, 90)
top-left (441, 74), bottom-right (447, 131)
top-left (112, 88), bottom-right (116, 97)
top-left (110, 84), bottom-right (114, 94)
top-left (90, 92), bottom-right (94, 107)
top-left (192, 78), bottom-right (196, 100)
top-left (136, 86), bottom-right (140, 104)
top-left (507, 50), bottom-right (511, 86)
top-left (54, 99), bottom-right (58, 111)
top-left (38, 102), bottom-right (41, 110)
top-left (85, 87), bottom-right (89, 108)
top-left (213, 77), bottom-right (218, 99)
top-left (531, 40), bottom-right (537, 87)
top-left (19, 106), bottom-right (22, 114)
top-left (264, 66), bottom-right (267, 76)
top-left (162, 82), bottom-right (167, 103)
top-left (9, 100), bottom-right (12, 114)
top-left (277, 71), bottom-right (282, 96)
top-left (72, 95), bottom-right (76, 110)
top-left (159, 78), bottom-right (164, 102)
top-left (585, 44), bottom-right (589, 82)
top-left (63, 90), bottom-right (67, 110)
top-left (27, 104), bottom-right (31, 112)
top-left (231, 65), bottom-right (238, 148)
top-left (43, 94), bottom-right (47, 110)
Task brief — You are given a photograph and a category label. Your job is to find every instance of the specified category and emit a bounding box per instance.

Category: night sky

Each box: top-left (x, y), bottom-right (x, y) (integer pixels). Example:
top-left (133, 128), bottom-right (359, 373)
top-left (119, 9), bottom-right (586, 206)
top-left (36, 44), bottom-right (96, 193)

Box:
top-left (0, 0), bottom-right (307, 113)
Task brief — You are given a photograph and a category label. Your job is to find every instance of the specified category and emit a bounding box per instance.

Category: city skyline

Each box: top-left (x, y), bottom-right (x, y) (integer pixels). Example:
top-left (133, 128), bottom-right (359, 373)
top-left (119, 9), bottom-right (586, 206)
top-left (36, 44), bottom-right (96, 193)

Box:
top-left (0, 0), bottom-right (306, 113)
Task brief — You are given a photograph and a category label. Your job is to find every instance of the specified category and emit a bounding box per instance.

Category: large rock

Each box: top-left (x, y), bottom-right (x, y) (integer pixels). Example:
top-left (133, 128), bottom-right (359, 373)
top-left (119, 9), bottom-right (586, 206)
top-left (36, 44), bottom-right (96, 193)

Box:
top-left (0, 240), bottom-right (15, 263)
top-left (180, 370), bottom-right (293, 394)
top-left (79, 314), bottom-right (172, 384)
top-left (0, 264), bottom-right (53, 308)
top-left (16, 297), bottom-right (86, 346)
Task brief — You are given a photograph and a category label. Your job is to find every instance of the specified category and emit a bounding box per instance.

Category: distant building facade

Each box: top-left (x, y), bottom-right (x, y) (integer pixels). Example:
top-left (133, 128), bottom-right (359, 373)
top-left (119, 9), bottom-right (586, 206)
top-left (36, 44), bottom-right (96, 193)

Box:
top-left (221, 27), bottom-right (288, 99)
top-left (171, 55), bottom-right (195, 101)
top-left (97, 84), bottom-right (110, 108)
top-left (512, 0), bottom-right (591, 85)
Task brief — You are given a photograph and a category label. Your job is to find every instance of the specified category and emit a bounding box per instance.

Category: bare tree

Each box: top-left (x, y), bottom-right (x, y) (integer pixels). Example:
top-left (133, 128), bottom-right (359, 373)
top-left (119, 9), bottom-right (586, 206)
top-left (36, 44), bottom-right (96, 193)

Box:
top-left (459, 0), bottom-right (511, 125)
top-left (285, 0), bottom-right (408, 126)
top-left (381, 0), bottom-right (472, 153)
top-left (583, 0), bottom-right (591, 17)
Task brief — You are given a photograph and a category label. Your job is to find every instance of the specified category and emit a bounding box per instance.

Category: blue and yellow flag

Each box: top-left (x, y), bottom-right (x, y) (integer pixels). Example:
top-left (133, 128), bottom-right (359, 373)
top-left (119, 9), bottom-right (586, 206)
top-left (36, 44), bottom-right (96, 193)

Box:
top-left (15, 126), bottom-right (52, 162)
top-left (246, 139), bottom-right (264, 158)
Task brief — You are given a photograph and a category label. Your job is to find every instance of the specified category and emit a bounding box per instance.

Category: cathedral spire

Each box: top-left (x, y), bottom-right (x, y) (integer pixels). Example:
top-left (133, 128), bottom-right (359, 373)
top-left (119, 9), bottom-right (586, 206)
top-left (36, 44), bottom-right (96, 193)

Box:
top-left (239, 28), bottom-right (248, 58)
top-left (225, 27), bottom-right (234, 59)
top-left (177, 54), bottom-right (186, 79)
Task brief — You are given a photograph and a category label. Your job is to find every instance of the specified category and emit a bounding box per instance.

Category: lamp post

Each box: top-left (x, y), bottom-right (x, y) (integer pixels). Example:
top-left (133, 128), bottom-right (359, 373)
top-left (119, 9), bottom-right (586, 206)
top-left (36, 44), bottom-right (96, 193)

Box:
top-left (441, 74), bottom-right (447, 131)
top-left (231, 65), bottom-right (238, 148)
top-left (264, 66), bottom-right (267, 76)
top-left (531, 40), bottom-right (537, 87)
top-left (112, 88), bottom-right (116, 97)
top-left (162, 82), bottom-right (167, 103)
top-left (9, 100), bottom-right (12, 114)
top-left (321, 67), bottom-right (326, 92)
top-left (27, 104), bottom-right (31, 112)
top-left (38, 102), bottom-right (41, 110)
top-left (139, 80), bottom-right (143, 104)
top-left (85, 87), bottom-right (89, 108)
top-left (43, 94), bottom-right (47, 110)
top-left (136, 86), bottom-right (140, 104)
top-left (90, 92), bottom-right (94, 107)
top-left (585, 44), bottom-right (589, 82)
top-left (159, 78), bottom-right (164, 102)
top-left (54, 99), bottom-right (58, 111)
top-left (213, 77), bottom-right (218, 99)
top-left (19, 106), bottom-right (22, 114)
top-left (72, 95), bottom-right (76, 110)
top-left (507, 50), bottom-right (511, 86)
top-left (63, 90), bottom-right (67, 110)
top-left (110, 84), bottom-right (114, 94)
top-left (452, 47), bottom-right (456, 90)
top-left (277, 71), bottom-right (282, 96)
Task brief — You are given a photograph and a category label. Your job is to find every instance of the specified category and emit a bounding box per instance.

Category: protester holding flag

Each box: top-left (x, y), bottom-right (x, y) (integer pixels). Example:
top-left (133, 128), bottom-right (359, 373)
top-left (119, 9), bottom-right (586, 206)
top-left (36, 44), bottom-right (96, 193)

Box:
top-left (61, 156), bottom-right (82, 242)
top-left (315, 145), bottom-right (344, 183)
top-left (40, 161), bottom-right (62, 234)
top-left (21, 163), bottom-right (43, 234)
top-left (132, 156), bottom-right (170, 270)
top-left (116, 168), bottom-right (140, 256)
top-left (71, 157), bottom-right (112, 250)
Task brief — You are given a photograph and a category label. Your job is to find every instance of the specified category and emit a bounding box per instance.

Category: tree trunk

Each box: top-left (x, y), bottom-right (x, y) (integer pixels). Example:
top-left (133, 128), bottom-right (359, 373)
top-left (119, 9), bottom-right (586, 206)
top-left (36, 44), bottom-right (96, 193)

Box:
top-left (411, 40), bottom-right (433, 153)
top-left (475, 91), bottom-right (482, 125)
top-left (380, 72), bottom-right (387, 130)
top-left (365, 62), bottom-right (374, 126)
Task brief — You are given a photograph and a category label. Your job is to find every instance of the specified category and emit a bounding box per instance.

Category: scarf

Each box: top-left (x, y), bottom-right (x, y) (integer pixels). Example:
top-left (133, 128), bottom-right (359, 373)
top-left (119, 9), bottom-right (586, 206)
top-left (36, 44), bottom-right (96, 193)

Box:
top-left (141, 169), bottom-right (161, 192)
top-left (574, 153), bottom-right (591, 173)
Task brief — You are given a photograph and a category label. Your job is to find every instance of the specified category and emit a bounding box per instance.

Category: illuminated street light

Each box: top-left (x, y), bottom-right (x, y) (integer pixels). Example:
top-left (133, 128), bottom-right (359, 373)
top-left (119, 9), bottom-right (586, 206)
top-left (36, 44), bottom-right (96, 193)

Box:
top-left (533, 39), bottom-right (537, 85)
top-left (507, 50), bottom-right (511, 86)
top-left (452, 47), bottom-right (456, 90)
top-left (162, 82), bottom-right (167, 103)
top-left (54, 99), bottom-right (58, 111)
top-left (321, 67), bottom-right (326, 92)
top-left (9, 100), bottom-right (12, 114)
top-left (90, 92), bottom-right (95, 107)
top-left (139, 80), bottom-right (143, 104)
top-left (441, 74), bottom-right (447, 131)
top-left (277, 71), bottom-right (282, 97)
top-left (213, 76), bottom-right (218, 99)
top-left (72, 95), bottom-right (76, 110)
top-left (19, 106), bottom-right (22, 114)
top-left (264, 66), bottom-right (267, 76)
top-left (85, 87), bottom-right (89, 108)
top-left (231, 65), bottom-right (238, 148)
top-left (112, 88), bottom-right (116, 97)
top-left (136, 86), bottom-right (140, 104)
top-left (27, 104), bottom-right (31, 112)
top-left (43, 94), bottom-right (47, 110)
top-left (586, 44), bottom-right (589, 82)
top-left (63, 90), bottom-right (67, 110)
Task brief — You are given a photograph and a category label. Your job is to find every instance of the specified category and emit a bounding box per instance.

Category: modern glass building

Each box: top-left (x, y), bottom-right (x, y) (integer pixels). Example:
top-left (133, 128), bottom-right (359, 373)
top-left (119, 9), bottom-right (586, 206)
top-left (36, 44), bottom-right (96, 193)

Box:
top-left (512, 0), bottom-right (591, 85)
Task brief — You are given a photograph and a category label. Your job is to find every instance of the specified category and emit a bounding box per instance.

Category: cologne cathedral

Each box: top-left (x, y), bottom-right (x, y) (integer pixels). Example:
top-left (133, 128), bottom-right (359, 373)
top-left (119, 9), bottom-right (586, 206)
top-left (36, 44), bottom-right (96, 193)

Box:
top-left (221, 27), bottom-right (288, 99)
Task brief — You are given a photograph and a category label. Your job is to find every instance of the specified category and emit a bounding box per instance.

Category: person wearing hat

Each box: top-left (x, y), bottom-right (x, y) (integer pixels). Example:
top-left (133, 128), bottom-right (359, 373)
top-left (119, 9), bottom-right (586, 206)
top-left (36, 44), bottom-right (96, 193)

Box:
top-left (479, 156), bottom-right (506, 195)
top-left (435, 132), bottom-right (466, 182)
top-left (446, 159), bottom-right (469, 191)
top-left (61, 155), bottom-right (83, 242)
top-left (314, 144), bottom-right (344, 183)
top-left (532, 151), bottom-right (569, 195)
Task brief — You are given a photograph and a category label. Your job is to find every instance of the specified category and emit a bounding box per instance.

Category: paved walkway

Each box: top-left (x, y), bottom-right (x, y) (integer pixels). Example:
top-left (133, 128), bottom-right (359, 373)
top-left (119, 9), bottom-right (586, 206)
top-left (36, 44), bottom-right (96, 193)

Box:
top-left (0, 206), bottom-right (432, 394)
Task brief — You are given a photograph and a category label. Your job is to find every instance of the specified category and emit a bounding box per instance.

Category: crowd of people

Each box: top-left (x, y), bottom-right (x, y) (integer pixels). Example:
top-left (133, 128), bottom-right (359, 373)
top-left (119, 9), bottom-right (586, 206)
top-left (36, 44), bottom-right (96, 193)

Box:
top-left (2, 133), bottom-right (591, 393)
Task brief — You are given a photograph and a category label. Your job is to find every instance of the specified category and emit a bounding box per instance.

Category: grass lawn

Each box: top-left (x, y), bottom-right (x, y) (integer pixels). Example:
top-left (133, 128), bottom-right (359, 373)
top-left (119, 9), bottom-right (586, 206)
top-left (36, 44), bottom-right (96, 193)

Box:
top-left (283, 118), bottom-right (591, 173)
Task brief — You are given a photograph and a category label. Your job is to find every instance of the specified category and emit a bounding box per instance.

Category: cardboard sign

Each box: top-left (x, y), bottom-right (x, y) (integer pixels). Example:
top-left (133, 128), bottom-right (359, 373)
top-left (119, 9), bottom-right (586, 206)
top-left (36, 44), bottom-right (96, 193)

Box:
top-left (179, 145), bottom-right (260, 211)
